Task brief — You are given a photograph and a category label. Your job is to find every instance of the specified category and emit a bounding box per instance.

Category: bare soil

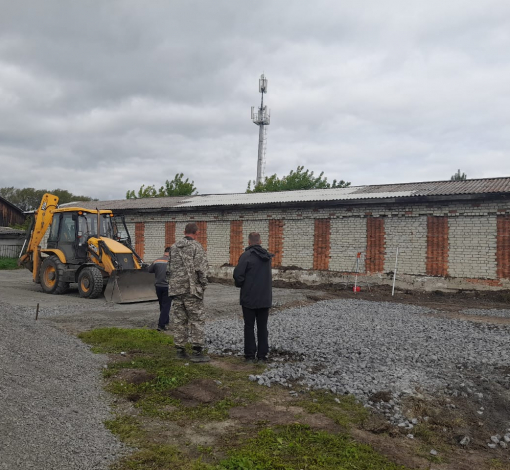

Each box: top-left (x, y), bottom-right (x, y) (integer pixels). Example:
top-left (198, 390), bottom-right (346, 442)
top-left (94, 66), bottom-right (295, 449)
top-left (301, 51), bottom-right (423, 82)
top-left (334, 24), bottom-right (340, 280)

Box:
top-left (168, 378), bottom-right (228, 406)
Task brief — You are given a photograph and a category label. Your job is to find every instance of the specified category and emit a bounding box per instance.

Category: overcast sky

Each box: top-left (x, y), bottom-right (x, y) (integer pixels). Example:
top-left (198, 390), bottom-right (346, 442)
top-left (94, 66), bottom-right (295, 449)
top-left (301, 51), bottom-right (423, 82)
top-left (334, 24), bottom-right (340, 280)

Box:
top-left (1, 1), bottom-right (509, 200)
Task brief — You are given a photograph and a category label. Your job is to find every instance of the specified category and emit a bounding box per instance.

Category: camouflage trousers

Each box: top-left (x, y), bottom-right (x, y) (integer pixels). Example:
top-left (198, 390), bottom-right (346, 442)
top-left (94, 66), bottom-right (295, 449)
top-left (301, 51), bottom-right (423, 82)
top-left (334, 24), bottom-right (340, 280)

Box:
top-left (172, 293), bottom-right (206, 348)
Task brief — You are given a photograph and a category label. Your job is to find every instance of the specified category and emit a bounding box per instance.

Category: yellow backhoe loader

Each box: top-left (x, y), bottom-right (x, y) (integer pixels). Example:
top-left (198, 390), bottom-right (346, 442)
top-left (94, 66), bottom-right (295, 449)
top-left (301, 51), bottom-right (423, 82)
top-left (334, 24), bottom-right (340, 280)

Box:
top-left (18, 193), bottom-right (157, 303)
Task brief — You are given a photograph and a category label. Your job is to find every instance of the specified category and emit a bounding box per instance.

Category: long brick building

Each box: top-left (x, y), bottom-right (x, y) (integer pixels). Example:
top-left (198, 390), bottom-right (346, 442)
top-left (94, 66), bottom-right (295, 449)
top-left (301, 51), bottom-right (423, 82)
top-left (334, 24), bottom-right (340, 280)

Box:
top-left (66, 177), bottom-right (510, 291)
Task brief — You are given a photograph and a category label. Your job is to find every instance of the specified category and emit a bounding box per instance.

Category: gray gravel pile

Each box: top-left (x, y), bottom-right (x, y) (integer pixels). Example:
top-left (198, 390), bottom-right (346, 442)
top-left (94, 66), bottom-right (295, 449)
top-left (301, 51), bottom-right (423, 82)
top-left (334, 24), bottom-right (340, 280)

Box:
top-left (461, 308), bottom-right (510, 319)
top-left (0, 301), bottom-right (126, 470)
top-left (206, 299), bottom-right (510, 402)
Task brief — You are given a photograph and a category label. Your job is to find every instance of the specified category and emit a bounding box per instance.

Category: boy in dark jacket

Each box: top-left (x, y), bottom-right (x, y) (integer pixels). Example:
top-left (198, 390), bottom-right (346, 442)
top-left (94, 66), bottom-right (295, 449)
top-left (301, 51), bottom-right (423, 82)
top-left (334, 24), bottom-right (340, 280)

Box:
top-left (233, 232), bottom-right (273, 362)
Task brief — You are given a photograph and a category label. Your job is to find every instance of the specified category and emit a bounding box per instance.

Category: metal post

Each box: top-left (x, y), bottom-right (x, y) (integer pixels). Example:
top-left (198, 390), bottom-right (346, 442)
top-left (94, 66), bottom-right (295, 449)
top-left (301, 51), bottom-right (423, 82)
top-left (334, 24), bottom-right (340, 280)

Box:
top-left (392, 247), bottom-right (399, 296)
top-left (256, 124), bottom-right (265, 184)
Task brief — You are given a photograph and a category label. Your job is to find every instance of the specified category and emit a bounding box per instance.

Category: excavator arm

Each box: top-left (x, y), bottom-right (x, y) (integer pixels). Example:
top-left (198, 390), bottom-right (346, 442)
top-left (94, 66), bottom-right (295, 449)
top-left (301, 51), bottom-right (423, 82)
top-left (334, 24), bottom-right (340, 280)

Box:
top-left (18, 193), bottom-right (59, 281)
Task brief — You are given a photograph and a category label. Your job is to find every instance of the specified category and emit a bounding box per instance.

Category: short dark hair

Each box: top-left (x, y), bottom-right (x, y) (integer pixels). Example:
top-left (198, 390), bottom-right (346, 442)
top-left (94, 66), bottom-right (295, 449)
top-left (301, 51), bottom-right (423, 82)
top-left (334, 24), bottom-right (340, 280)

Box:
top-left (164, 246), bottom-right (170, 253)
top-left (248, 232), bottom-right (261, 244)
top-left (185, 222), bottom-right (199, 234)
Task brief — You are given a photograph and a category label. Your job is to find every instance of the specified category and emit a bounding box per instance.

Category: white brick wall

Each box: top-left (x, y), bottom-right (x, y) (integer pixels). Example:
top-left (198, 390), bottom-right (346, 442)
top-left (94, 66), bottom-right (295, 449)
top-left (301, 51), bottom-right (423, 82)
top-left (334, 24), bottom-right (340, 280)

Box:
top-left (282, 219), bottom-right (314, 269)
top-left (207, 221), bottom-right (230, 266)
top-left (144, 222), bottom-right (165, 263)
top-left (329, 217), bottom-right (367, 272)
top-left (448, 216), bottom-right (498, 279)
top-left (383, 216), bottom-right (427, 275)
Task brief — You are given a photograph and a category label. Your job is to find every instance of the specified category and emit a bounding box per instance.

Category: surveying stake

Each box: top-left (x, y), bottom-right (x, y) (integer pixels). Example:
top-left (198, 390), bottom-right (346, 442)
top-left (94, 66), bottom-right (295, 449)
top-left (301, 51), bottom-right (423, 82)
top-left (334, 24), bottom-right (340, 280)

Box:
top-left (349, 252), bottom-right (371, 293)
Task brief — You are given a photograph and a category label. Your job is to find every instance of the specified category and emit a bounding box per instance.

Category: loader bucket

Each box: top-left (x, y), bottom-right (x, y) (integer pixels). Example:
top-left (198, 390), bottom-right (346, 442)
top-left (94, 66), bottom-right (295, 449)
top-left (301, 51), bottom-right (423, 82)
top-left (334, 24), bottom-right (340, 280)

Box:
top-left (104, 270), bottom-right (157, 303)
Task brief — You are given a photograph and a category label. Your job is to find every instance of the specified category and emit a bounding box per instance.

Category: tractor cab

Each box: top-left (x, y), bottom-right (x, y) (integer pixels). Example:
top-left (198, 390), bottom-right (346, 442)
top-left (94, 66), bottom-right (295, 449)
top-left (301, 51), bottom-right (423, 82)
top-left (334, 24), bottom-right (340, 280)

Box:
top-left (47, 208), bottom-right (116, 263)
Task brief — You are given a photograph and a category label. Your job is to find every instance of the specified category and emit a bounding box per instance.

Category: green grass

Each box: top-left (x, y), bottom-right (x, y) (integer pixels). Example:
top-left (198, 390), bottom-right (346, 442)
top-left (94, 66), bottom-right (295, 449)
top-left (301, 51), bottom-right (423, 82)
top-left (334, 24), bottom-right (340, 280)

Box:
top-left (105, 416), bottom-right (145, 444)
top-left (214, 424), bottom-right (407, 470)
top-left (79, 327), bottom-right (174, 354)
top-left (0, 257), bottom-right (20, 270)
top-left (297, 390), bottom-right (369, 427)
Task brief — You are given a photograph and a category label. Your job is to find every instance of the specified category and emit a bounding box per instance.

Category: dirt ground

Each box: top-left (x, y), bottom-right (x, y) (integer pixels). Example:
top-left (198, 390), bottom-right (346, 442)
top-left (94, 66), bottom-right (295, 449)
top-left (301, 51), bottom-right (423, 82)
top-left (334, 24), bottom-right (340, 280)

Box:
top-left (2, 269), bottom-right (510, 469)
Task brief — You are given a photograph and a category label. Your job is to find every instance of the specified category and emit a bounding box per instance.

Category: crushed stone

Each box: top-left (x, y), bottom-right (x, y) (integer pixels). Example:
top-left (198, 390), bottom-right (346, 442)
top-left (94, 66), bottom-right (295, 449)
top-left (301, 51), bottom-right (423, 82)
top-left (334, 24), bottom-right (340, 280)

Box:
top-left (0, 301), bottom-right (126, 469)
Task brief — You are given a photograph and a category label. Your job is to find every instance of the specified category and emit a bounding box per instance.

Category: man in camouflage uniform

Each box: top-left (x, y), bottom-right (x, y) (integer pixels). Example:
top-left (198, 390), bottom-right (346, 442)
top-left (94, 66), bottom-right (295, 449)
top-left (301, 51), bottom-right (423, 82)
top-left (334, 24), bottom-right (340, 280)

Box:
top-left (168, 222), bottom-right (209, 362)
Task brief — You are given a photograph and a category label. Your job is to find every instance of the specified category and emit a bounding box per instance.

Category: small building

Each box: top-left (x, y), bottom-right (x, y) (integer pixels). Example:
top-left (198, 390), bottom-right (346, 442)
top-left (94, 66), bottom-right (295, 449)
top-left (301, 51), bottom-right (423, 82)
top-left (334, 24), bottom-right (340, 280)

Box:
top-left (62, 177), bottom-right (510, 292)
top-left (0, 227), bottom-right (26, 258)
top-left (0, 196), bottom-right (25, 227)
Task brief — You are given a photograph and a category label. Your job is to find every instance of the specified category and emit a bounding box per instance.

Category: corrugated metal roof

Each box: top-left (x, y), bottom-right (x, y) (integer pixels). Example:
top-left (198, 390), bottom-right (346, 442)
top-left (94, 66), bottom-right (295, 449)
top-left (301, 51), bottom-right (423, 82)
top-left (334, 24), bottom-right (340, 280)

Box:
top-left (0, 227), bottom-right (25, 235)
top-left (62, 177), bottom-right (510, 211)
top-left (349, 178), bottom-right (510, 196)
top-left (177, 188), bottom-right (415, 207)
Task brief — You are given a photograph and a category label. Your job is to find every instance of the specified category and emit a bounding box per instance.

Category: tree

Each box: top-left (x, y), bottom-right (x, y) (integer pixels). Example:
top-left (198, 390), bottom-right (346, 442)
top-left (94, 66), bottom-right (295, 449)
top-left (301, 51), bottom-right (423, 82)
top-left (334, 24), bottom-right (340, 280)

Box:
top-left (450, 169), bottom-right (467, 181)
top-left (246, 166), bottom-right (350, 193)
top-left (126, 184), bottom-right (157, 199)
top-left (126, 173), bottom-right (197, 199)
top-left (0, 187), bottom-right (94, 211)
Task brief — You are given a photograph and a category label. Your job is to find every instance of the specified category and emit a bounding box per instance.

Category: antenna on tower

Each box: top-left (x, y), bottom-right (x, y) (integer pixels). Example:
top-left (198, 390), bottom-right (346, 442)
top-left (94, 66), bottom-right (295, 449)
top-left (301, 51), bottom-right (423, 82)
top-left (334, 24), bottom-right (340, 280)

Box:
top-left (251, 73), bottom-right (270, 185)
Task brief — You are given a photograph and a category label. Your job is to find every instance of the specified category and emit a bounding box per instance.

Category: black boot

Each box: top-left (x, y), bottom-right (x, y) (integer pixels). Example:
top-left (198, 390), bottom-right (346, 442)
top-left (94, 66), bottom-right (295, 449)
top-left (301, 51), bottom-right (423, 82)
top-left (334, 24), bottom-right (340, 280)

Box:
top-left (175, 346), bottom-right (189, 360)
top-left (190, 346), bottom-right (210, 363)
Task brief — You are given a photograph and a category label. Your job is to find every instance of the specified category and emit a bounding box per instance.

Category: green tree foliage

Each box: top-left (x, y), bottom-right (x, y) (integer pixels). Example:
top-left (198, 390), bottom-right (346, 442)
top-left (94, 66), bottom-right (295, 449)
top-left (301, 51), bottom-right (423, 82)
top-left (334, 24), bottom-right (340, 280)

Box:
top-left (0, 187), bottom-right (94, 212)
top-left (450, 169), bottom-right (467, 181)
top-left (126, 173), bottom-right (197, 199)
top-left (246, 166), bottom-right (350, 193)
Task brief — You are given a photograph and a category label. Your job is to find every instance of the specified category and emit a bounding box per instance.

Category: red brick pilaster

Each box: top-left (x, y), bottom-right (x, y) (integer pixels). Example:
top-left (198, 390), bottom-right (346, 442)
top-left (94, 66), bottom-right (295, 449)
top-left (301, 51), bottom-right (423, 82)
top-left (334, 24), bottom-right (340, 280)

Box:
top-left (268, 219), bottom-right (284, 267)
top-left (366, 217), bottom-right (385, 273)
top-left (313, 219), bottom-right (330, 270)
top-left (135, 222), bottom-right (145, 259)
top-left (196, 221), bottom-right (207, 251)
top-left (165, 221), bottom-right (175, 248)
top-left (497, 215), bottom-right (510, 279)
top-left (426, 216), bottom-right (449, 276)
top-left (229, 221), bottom-right (243, 265)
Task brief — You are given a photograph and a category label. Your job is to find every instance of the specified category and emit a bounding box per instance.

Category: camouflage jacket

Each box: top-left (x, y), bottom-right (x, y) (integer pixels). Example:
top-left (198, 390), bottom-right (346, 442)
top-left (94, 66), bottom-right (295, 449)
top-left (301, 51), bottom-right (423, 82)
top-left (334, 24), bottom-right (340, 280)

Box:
top-left (168, 237), bottom-right (208, 298)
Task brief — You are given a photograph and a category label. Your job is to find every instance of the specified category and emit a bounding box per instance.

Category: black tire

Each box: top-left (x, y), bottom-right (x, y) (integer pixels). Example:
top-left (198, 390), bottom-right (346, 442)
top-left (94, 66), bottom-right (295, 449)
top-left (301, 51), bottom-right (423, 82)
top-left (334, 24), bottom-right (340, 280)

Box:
top-left (78, 267), bottom-right (104, 299)
top-left (40, 255), bottom-right (69, 294)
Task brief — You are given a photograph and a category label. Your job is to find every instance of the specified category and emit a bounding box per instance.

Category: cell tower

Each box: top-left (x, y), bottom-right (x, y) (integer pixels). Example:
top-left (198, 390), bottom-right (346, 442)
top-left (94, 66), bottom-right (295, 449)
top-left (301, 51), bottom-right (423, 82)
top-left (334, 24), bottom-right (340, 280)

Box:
top-left (251, 74), bottom-right (270, 185)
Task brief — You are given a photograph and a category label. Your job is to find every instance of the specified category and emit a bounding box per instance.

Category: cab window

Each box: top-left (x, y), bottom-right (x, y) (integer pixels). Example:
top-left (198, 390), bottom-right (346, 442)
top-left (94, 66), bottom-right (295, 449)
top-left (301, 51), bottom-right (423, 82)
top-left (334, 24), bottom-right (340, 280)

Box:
top-left (48, 215), bottom-right (61, 242)
top-left (60, 213), bottom-right (76, 242)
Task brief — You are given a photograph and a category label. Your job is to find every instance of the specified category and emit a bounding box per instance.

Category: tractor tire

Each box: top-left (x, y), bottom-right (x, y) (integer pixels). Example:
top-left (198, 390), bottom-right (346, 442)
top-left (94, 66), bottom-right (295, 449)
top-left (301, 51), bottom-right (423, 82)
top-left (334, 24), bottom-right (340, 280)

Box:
top-left (78, 266), bottom-right (104, 299)
top-left (40, 255), bottom-right (69, 294)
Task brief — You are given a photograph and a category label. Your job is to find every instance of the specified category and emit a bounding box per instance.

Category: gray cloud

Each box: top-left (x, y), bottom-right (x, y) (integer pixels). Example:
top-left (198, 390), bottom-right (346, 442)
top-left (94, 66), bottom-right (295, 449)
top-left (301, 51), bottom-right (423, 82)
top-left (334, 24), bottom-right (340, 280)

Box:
top-left (1, 0), bottom-right (509, 200)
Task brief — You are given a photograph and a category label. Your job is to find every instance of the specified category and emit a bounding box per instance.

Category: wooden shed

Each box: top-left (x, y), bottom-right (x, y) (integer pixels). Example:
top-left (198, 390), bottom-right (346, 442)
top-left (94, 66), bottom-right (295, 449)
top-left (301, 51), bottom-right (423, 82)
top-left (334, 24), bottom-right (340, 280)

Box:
top-left (0, 196), bottom-right (25, 227)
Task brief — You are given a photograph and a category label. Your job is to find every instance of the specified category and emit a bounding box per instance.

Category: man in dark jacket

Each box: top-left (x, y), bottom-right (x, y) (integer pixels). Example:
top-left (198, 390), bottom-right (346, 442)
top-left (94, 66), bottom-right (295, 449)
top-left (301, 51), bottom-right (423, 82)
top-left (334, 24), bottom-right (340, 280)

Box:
top-left (148, 247), bottom-right (172, 331)
top-left (233, 232), bottom-right (273, 363)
